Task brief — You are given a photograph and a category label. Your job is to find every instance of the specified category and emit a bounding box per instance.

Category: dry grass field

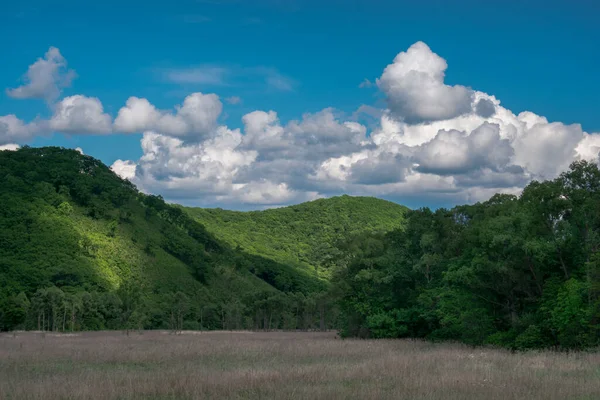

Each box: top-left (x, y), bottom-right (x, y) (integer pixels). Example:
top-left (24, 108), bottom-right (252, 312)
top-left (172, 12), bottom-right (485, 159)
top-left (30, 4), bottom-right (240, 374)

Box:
top-left (1, 330), bottom-right (599, 400)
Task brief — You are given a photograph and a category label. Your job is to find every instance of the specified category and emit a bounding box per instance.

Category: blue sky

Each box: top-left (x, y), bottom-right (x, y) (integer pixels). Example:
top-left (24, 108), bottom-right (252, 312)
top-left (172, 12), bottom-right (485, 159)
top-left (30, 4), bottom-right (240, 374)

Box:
top-left (1, 0), bottom-right (599, 209)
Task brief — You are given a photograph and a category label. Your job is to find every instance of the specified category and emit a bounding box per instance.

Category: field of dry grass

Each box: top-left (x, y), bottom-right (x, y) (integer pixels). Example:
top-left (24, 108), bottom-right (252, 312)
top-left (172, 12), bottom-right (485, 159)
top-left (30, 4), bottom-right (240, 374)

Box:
top-left (1, 330), bottom-right (599, 399)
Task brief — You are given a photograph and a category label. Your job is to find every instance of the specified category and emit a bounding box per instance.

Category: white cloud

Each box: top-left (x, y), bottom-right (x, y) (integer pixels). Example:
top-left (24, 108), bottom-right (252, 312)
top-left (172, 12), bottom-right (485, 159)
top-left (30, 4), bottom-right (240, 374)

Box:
top-left (113, 93), bottom-right (222, 140)
top-left (513, 118), bottom-right (584, 180)
top-left (111, 159), bottom-right (137, 180)
top-left (115, 107), bottom-right (369, 206)
top-left (75, 147), bottom-right (84, 154)
top-left (121, 84), bottom-right (600, 208)
top-left (0, 144), bottom-right (20, 151)
top-left (241, 110), bottom-right (289, 154)
top-left (118, 127), bottom-right (258, 202)
top-left (0, 115), bottom-right (40, 145)
top-left (415, 122), bottom-right (515, 175)
top-left (50, 95), bottom-right (112, 134)
top-left (4, 40), bottom-right (600, 209)
top-left (240, 108), bottom-right (368, 163)
top-left (377, 41), bottom-right (473, 124)
top-left (228, 180), bottom-right (319, 206)
top-left (6, 47), bottom-right (76, 102)
top-left (576, 133), bottom-right (600, 163)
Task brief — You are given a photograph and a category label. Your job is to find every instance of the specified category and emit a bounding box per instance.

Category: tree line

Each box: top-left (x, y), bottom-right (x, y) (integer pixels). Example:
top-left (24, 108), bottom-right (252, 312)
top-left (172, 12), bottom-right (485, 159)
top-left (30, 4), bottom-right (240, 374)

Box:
top-left (1, 284), bottom-right (336, 333)
top-left (332, 161), bottom-right (600, 349)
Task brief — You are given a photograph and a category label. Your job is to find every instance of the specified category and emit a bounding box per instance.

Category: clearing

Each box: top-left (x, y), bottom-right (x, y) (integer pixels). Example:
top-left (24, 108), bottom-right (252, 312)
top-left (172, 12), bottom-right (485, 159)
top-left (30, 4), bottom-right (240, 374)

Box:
top-left (1, 331), bottom-right (599, 399)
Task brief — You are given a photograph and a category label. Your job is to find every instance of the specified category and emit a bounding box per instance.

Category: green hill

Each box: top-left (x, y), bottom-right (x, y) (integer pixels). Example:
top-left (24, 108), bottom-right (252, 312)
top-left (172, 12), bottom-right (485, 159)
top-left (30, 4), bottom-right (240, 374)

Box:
top-left (0, 147), bottom-right (325, 332)
top-left (184, 196), bottom-right (408, 277)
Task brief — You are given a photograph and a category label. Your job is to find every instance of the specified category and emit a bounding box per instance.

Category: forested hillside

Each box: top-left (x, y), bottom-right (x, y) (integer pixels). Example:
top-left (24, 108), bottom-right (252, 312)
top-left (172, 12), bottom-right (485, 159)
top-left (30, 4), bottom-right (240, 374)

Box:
top-left (2, 147), bottom-right (598, 350)
top-left (184, 196), bottom-right (408, 277)
top-left (0, 147), bottom-right (328, 332)
top-left (333, 161), bottom-right (600, 349)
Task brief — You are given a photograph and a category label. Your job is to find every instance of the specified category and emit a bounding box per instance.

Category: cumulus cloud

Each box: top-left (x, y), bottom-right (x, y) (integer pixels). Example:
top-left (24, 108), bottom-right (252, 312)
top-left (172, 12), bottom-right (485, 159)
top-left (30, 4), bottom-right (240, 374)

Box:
top-left (6, 47), bottom-right (76, 102)
top-left (239, 108), bottom-right (368, 163)
top-left (415, 123), bottom-right (514, 175)
top-left (114, 128), bottom-right (257, 201)
top-left (349, 152), bottom-right (410, 185)
top-left (513, 117), bottom-right (584, 180)
top-left (112, 107), bottom-right (368, 206)
top-left (241, 110), bottom-right (289, 155)
top-left (50, 95), bottom-right (112, 134)
top-left (286, 109), bottom-right (368, 160)
top-left (377, 41), bottom-right (473, 124)
top-left (575, 133), bottom-right (600, 163)
top-left (118, 84), bottom-right (600, 208)
top-left (4, 40), bottom-right (600, 209)
top-left (113, 93), bottom-right (222, 140)
top-left (0, 115), bottom-right (41, 145)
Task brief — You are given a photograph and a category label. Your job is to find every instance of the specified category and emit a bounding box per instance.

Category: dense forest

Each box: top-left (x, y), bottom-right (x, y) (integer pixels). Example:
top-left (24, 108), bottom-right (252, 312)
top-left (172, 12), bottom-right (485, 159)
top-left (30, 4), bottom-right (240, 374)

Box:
top-left (184, 196), bottom-right (407, 278)
top-left (0, 147), bottom-right (333, 333)
top-left (1, 147), bottom-right (598, 349)
top-left (333, 161), bottom-right (600, 349)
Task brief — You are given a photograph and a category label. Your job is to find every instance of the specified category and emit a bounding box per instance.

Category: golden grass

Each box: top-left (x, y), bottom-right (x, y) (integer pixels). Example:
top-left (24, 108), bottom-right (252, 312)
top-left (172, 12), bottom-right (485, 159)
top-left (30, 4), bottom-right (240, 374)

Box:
top-left (1, 330), bottom-right (599, 399)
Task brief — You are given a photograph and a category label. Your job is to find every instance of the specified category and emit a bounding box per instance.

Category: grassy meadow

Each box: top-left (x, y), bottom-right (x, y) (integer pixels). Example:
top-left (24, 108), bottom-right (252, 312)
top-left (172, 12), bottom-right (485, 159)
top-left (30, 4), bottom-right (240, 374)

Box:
top-left (1, 331), bottom-right (599, 400)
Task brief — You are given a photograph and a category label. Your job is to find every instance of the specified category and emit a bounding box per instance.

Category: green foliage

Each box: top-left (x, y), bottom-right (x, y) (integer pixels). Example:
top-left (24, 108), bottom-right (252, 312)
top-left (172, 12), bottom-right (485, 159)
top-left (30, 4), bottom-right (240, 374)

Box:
top-left (2, 147), bottom-right (598, 349)
top-left (548, 279), bottom-right (592, 348)
top-left (333, 161), bottom-right (600, 349)
top-left (0, 147), bottom-right (331, 332)
top-left (366, 310), bottom-right (408, 338)
top-left (514, 325), bottom-right (547, 350)
top-left (184, 195), bottom-right (407, 277)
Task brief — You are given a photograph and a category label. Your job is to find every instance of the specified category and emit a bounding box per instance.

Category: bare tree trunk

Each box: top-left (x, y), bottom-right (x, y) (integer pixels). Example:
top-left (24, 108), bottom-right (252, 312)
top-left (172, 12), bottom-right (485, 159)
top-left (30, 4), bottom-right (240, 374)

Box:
top-left (62, 303), bottom-right (67, 332)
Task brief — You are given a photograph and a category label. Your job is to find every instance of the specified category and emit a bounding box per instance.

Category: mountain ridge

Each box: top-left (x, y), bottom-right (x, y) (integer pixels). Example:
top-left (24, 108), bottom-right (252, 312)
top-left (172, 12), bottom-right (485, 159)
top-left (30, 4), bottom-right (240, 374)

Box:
top-left (0, 147), bottom-right (326, 331)
top-left (184, 195), bottom-right (408, 277)
top-left (0, 146), bottom-right (405, 331)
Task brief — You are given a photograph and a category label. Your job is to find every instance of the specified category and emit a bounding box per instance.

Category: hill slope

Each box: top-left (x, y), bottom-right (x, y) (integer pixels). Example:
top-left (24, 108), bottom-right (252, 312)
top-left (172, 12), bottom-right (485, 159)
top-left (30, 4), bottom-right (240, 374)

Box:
top-left (184, 196), bottom-right (408, 276)
top-left (0, 147), bottom-right (325, 332)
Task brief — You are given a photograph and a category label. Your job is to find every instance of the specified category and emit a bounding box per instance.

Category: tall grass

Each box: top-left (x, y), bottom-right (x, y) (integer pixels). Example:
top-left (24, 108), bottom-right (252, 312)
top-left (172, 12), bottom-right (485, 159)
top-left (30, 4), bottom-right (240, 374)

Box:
top-left (1, 331), bottom-right (598, 399)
